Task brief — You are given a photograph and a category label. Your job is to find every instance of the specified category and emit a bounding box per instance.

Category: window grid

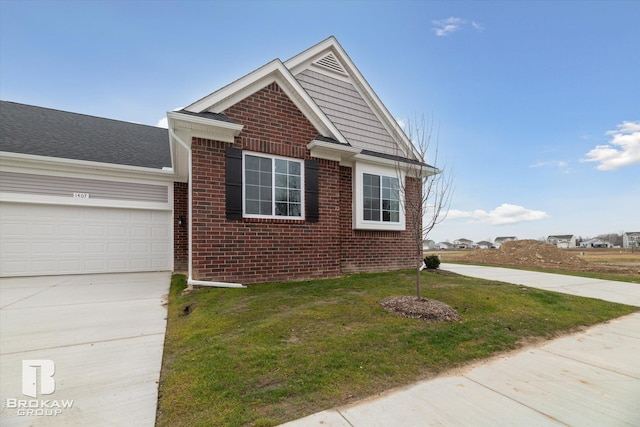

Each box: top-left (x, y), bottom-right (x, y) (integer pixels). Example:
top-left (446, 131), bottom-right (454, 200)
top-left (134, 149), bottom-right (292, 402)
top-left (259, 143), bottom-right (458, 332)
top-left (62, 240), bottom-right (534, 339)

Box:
top-left (363, 173), bottom-right (399, 223)
top-left (244, 154), bottom-right (303, 219)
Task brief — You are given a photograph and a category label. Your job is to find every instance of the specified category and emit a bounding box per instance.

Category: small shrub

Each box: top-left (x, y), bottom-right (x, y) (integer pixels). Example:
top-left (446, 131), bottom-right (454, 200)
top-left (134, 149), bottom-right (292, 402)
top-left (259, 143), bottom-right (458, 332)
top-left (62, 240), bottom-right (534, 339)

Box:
top-left (424, 255), bottom-right (441, 270)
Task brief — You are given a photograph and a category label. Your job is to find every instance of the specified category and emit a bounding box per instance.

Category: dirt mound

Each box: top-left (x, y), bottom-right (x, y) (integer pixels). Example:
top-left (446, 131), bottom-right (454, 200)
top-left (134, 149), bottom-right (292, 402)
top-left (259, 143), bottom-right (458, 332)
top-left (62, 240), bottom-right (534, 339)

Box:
top-left (460, 239), bottom-right (591, 270)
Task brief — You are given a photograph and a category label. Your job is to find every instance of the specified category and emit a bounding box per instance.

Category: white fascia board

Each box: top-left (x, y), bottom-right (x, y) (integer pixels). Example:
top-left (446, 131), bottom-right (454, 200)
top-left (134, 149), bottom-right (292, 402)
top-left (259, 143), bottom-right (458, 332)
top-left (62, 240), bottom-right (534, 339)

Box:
top-left (183, 60), bottom-right (347, 144)
top-left (0, 151), bottom-right (176, 182)
top-left (284, 36), bottom-right (339, 71)
top-left (352, 153), bottom-right (439, 177)
top-left (307, 139), bottom-right (361, 162)
top-left (167, 111), bottom-right (243, 143)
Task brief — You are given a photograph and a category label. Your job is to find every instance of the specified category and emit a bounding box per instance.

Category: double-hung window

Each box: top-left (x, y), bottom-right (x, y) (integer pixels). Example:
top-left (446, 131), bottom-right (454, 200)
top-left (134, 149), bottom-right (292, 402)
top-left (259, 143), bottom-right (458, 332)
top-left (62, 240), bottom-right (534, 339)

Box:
top-left (363, 173), bottom-right (400, 223)
top-left (354, 163), bottom-right (405, 230)
top-left (243, 152), bottom-right (304, 219)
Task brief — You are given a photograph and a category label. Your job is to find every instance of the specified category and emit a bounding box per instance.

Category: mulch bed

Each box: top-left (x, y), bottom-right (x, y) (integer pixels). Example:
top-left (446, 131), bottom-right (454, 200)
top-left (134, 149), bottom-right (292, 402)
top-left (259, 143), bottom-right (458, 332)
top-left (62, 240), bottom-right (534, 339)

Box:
top-left (381, 296), bottom-right (460, 322)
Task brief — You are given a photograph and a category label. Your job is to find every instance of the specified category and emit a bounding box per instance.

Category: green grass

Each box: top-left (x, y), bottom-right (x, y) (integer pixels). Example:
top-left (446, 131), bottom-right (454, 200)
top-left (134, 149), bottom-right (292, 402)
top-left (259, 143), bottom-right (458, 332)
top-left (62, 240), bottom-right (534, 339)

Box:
top-left (156, 270), bottom-right (637, 427)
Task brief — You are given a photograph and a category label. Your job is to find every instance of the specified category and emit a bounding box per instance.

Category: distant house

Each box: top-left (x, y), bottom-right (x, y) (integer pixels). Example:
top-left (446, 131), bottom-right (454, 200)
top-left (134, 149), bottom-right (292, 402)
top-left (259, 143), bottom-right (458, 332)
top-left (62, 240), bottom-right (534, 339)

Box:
top-left (547, 235), bottom-right (577, 249)
top-left (453, 238), bottom-right (474, 249)
top-left (423, 240), bottom-right (436, 250)
top-left (476, 241), bottom-right (493, 249)
top-left (436, 242), bottom-right (453, 250)
top-left (494, 236), bottom-right (517, 248)
top-left (623, 232), bottom-right (640, 249)
top-left (579, 238), bottom-right (612, 249)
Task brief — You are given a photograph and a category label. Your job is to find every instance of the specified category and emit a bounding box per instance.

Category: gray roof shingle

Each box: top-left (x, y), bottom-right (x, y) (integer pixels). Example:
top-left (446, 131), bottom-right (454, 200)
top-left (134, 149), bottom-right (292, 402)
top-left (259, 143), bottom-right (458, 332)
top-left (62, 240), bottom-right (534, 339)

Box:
top-left (0, 101), bottom-right (171, 169)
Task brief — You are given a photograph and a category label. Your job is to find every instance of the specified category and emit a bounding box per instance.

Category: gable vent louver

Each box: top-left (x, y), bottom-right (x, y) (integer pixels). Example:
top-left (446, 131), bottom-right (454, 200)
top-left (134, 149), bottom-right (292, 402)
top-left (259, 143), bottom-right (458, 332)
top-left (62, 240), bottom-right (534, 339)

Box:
top-left (314, 53), bottom-right (347, 75)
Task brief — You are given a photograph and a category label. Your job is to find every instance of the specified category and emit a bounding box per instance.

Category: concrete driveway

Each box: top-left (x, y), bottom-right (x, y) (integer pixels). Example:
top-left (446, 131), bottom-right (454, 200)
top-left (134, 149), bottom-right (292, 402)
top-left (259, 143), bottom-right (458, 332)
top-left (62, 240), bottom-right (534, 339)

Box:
top-left (0, 272), bottom-right (170, 426)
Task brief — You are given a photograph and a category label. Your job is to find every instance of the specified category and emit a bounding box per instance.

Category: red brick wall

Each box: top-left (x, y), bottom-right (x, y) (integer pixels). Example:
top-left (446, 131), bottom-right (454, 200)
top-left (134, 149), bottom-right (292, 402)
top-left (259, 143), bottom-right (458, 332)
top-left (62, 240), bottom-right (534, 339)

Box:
top-left (173, 182), bottom-right (189, 271)
top-left (339, 167), bottom-right (420, 274)
top-left (178, 82), bottom-right (421, 284)
top-left (189, 83), bottom-right (341, 284)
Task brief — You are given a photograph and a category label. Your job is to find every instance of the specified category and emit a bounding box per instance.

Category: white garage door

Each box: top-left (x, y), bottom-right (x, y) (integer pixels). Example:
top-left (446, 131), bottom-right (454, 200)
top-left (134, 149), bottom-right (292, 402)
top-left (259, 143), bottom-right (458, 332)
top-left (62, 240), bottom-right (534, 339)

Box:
top-left (0, 202), bottom-right (172, 277)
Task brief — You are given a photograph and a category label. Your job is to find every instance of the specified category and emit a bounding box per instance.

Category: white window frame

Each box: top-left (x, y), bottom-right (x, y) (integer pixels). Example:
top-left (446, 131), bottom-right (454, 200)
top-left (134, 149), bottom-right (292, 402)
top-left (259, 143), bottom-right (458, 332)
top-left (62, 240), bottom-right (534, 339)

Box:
top-left (353, 162), bottom-right (405, 231)
top-left (242, 151), bottom-right (305, 220)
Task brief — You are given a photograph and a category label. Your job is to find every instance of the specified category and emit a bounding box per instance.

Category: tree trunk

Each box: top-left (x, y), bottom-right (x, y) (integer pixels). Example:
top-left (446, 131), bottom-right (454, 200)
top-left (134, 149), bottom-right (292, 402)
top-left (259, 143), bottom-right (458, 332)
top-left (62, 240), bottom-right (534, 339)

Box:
top-left (416, 239), bottom-right (422, 300)
top-left (416, 264), bottom-right (422, 300)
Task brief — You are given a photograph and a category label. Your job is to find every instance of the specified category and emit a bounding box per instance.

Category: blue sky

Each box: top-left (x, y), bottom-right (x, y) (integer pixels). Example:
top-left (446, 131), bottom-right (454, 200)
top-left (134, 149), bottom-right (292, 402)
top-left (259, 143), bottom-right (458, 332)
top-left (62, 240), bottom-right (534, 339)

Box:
top-left (1, 0), bottom-right (638, 243)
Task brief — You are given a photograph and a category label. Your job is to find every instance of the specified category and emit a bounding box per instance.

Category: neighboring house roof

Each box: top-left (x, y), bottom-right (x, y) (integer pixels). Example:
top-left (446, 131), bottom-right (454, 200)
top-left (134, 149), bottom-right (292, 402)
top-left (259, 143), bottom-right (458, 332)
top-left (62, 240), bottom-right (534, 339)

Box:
top-left (495, 236), bottom-right (516, 242)
top-left (180, 36), bottom-right (430, 169)
top-left (0, 100), bottom-right (171, 169)
top-left (455, 238), bottom-right (473, 243)
top-left (548, 235), bottom-right (574, 240)
top-left (624, 232), bottom-right (640, 236)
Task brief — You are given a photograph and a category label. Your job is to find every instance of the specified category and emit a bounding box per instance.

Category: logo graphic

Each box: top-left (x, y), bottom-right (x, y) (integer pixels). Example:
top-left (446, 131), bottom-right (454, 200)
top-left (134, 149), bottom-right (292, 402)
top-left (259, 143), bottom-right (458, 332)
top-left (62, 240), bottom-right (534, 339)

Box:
top-left (22, 360), bottom-right (55, 398)
top-left (4, 359), bottom-right (73, 417)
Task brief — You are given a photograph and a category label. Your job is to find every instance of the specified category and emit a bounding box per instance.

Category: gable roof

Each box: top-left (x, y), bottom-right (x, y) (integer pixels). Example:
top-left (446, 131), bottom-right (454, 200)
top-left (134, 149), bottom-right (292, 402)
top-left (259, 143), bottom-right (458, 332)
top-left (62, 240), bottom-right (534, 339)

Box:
top-left (0, 101), bottom-right (171, 169)
top-left (184, 59), bottom-right (346, 145)
top-left (182, 36), bottom-right (422, 163)
top-left (286, 37), bottom-right (419, 160)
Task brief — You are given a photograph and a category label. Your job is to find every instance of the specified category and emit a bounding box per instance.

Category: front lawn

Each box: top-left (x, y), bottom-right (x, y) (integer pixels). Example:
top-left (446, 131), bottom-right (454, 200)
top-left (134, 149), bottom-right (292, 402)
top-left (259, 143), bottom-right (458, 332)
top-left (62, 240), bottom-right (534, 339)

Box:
top-left (156, 270), bottom-right (637, 426)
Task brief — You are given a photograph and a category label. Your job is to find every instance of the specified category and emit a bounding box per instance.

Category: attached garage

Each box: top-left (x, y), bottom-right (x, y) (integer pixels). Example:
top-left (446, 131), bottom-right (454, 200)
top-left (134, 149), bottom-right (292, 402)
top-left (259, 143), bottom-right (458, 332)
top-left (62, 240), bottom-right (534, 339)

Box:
top-left (0, 101), bottom-right (179, 278)
top-left (1, 203), bottom-right (171, 277)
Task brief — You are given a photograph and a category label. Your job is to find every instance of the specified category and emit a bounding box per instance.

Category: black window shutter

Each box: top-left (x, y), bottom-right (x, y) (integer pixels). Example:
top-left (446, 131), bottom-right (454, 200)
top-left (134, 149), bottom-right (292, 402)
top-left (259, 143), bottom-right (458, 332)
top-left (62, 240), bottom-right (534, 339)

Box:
top-left (226, 147), bottom-right (243, 220)
top-left (305, 159), bottom-right (319, 222)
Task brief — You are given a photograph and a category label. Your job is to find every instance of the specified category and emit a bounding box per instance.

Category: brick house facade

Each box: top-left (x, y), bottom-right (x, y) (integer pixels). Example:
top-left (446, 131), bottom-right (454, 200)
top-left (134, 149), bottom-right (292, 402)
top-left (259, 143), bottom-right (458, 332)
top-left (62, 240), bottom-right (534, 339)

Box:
top-left (169, 37), bottom-right (436, 286)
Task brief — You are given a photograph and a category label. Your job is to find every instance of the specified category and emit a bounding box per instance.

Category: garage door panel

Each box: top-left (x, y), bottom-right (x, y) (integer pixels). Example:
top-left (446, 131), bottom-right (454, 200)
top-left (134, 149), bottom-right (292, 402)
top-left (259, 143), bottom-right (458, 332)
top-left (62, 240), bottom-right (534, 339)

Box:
top-left (60, 259), bottom-right (84, 271)
top-left (130, 258), bottom-right (151, 269)
top-left (85, 258), bottom-right (107, 269)
top-left (131, 242), bottom-right (151, 254)
top-left (131, 226), bottom-right (151, 238)
top-left (60, 224), bottom-right (83, 236)
top-left (108, 242), bottom-right (129, 254)
top-left (32, 260), bottom-right (59, 273)
top-left (0, 203), bottom-right (172, 277)
top-left (33, 241), bottom-right (58, 254)
top-left (108, 226), bottom-right (129, 237)
top-left (60, 242), bottom-right (83, 254)
top-left (86, 242), bottom-right (106, 254)
top-left (32, 224), bottom-right (59, 236)
top-left (2, 261), bottom-right (28, 276)
top-left (86, 225), bottom-right (106, 236)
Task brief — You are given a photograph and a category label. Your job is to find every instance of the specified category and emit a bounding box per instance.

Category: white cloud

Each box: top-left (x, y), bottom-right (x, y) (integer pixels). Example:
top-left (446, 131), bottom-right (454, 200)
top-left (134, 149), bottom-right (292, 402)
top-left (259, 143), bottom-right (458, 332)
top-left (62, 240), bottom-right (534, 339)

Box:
top-left (471, 21), bottom-right (485, 32)
top-left (529, 160), bottom-right (571, 174)
top-left (156, 117), bottom-right (168, 128)
top-left (581, 120), bottom-right (640, 170)
top-left (448, 203), bottom-right (550, 225)
top-left (432, 17), bottom-right (484, 37)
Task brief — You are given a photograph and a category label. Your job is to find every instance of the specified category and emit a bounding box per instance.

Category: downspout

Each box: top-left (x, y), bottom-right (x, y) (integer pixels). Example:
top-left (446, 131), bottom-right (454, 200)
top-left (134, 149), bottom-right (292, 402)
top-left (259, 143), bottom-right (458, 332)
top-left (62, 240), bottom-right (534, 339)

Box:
top-left (169, 127), bottom-right (245, 288)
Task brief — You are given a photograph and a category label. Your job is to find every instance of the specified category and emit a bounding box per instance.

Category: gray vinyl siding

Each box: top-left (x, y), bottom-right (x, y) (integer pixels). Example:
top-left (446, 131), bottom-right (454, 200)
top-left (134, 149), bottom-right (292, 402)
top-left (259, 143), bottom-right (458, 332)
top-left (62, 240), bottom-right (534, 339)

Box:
top-left (296, 69), bottom-right (399, 156)
top-left (0, 171), bottom-right (168, 203)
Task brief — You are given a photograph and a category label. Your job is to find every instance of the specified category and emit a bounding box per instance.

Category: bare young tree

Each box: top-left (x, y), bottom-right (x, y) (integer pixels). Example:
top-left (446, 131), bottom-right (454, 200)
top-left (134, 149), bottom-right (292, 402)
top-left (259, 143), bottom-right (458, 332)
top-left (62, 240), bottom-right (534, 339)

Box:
top-left (395, 115), bottom-right (453, 300)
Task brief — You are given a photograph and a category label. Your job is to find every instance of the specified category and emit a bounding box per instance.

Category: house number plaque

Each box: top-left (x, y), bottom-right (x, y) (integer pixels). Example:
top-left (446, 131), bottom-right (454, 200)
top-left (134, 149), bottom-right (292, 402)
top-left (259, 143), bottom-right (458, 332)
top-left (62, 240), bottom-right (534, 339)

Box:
top-left (73, 192), bottom-right (90, 199)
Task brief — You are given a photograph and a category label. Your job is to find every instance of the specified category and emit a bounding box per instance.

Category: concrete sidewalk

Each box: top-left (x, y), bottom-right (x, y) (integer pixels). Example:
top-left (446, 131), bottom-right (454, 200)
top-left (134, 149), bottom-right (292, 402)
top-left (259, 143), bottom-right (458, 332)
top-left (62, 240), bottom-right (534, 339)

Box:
top-left (281, 265), bottom-right (640, 426)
